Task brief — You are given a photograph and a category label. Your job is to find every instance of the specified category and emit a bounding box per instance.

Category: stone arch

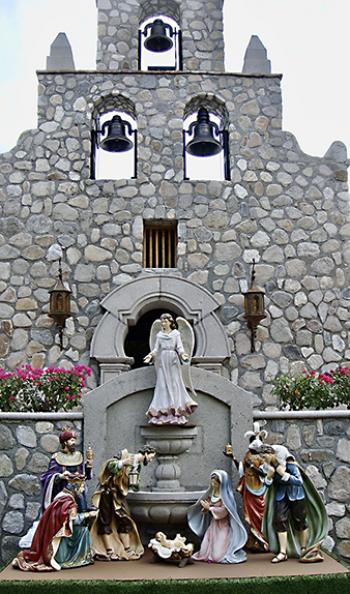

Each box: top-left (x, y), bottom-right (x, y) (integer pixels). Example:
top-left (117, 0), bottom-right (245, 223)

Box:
top-left (184, 93), bottom-right (229, 127)
top-left (90, 93), bottom-right (136, 121)
top-left (90, 274), bottom-right (231, 383)
top-left (139, 0), bottom-right (181, 24)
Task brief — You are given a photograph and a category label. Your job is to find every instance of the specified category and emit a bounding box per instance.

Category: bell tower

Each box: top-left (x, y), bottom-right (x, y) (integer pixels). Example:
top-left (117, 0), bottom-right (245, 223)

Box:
top-left (96, 0), bottom-right (225, 71)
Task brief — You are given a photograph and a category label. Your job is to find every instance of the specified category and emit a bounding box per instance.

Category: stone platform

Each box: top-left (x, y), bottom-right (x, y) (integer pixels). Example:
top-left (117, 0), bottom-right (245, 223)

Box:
top-left (0, 551), bottom-right (348, 582)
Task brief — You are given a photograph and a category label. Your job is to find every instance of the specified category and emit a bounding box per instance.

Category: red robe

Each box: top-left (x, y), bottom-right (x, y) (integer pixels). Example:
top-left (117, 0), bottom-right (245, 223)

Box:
top-left (18, 495), bottom-right (76, 570)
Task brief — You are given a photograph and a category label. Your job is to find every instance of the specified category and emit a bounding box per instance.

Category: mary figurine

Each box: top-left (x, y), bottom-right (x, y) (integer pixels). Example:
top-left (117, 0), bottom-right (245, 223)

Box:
top-left (144, 313), bottom-right (198, 424)
top-left (187, 470), bottom-right (247, 564)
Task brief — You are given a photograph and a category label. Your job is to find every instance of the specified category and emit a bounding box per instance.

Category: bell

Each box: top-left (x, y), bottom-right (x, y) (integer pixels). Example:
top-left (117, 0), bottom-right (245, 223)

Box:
top-left (100, 115), bottom-right (134, 153)
top-left (144, 18), bottom-right (174, 53)
top-left (186, 108), bottom-right (223, 157)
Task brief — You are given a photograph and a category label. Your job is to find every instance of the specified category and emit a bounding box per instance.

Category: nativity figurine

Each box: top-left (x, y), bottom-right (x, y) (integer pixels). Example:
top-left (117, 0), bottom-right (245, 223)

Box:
top-left (144, 313), bottom-right (197, 425)
top-left (148, 532), bottom-right (194, 567)
top-left (40, 429), bottom-right (93, 512)
top-left (187, 470), bottom-right (247, 564)
top-left (19, 429), bottom-right (93, 549)
top-left (13, 477), bottom-right (96, 572)
top-left (90, 446), bottom-right (156, 561)
top-left (262, 445), bottom-right (328, 563)
top-left (224, 422), bottom-right (274, 552)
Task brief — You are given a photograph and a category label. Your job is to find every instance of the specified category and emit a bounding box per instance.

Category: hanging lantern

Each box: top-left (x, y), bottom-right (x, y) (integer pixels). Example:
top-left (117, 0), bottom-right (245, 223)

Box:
top-left (143, 18), bottom-right (174, 53)
top-left (243, 260), bottom-right (266, 353)
top-left (48, 258), bottom-right (71, 350)
top-left (99, 115), bottom-right (134, 153)
top-left (186, 107), bottom-right (223, 157)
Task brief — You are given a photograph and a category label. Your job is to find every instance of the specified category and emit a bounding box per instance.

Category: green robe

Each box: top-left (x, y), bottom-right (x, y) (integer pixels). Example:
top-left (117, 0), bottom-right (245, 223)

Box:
top-left (262, 467), bottom-right (328, 558)
top-left (54, 513), bottom-right (94, 569)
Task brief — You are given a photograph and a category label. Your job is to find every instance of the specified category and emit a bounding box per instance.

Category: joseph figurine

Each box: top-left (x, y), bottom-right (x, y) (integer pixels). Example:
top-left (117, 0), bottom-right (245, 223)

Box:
top-left (90, 446), bottom-right (156, 561)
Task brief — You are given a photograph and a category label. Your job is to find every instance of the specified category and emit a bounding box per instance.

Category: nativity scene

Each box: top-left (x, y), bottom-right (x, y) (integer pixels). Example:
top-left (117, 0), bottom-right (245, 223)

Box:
top-left (0, 0), bottom-right (349, 588)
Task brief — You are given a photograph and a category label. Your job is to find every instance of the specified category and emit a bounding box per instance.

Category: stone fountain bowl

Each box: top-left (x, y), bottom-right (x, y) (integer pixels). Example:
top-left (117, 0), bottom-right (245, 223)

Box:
top-left (141, 425), bottom-right (198, 456)
top-left (128, 489), bottom-right (204, 525)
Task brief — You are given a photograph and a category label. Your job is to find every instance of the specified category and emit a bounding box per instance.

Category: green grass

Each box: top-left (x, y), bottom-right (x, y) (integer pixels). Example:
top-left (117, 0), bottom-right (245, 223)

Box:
top-left (0, 574), bottom-right (349, 594)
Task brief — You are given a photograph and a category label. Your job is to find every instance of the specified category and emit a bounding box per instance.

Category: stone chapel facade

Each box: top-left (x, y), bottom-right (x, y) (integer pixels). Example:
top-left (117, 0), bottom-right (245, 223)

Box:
top-left (0, 0), bottom-right (349, 409)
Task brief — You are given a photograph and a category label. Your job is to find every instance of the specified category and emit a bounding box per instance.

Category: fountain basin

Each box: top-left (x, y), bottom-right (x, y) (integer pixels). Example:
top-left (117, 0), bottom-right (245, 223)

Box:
top-left (128, 489), bottom-right (204, 525)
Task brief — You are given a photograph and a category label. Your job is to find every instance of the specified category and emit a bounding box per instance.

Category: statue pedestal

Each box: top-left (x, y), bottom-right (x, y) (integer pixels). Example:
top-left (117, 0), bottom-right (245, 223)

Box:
top-left (128, 424), bottom-right (199, 527)
top-left (141, 424), bottom-right (198, 491)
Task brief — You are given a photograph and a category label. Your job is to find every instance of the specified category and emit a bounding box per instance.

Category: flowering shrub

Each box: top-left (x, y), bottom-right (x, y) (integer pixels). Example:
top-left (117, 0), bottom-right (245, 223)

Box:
top-left (270, 366), bottom-right (350, 410)
top-left (0, 364), bottom-right (92, 412)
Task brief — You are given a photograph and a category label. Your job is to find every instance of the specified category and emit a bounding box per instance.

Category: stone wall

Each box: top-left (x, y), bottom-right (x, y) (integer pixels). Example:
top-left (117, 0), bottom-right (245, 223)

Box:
top-left (0, 67), bottom-right (349, 405)
top-left (258, 412), bottom-right (350, 562)
top-left (0, 413), bottom-right (83, 566)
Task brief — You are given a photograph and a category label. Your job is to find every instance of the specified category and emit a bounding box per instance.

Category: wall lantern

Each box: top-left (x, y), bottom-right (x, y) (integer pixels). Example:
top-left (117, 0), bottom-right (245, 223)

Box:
top-left (97, 114), bottom-right (135, 153)
top-left (143, 18), bottom-right (174, 53)
top-left (243, 260), bottom-right (266, 353)
top-left (48, 258), bottom-right (72, 350)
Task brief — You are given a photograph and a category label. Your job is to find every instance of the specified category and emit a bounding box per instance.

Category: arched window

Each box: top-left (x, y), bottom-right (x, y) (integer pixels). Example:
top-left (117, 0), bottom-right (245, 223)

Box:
top-left (91, 103), bottom-right (137, 180)
top-left (139, 15), bottom-right (182, 71)
top-left (183, 104), bottom-right (230, 181)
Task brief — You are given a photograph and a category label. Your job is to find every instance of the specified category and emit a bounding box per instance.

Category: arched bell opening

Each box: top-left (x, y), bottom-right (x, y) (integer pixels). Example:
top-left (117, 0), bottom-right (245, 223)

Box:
top-left (183, 106), bottom-right (230, 182)
top-left (90, 102), bottom-right (137, 181)
top-left (183, 95), bottom-right (230, 182)
top-left (139, 15), bottom-right (182, 71)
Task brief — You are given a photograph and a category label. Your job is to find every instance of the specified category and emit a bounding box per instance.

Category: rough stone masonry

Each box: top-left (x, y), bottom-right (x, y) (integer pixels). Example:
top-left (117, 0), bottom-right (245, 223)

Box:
top-left (0, 0), bottom-right (349, 407)
top-left (0, 0), bottom-right (350, 566)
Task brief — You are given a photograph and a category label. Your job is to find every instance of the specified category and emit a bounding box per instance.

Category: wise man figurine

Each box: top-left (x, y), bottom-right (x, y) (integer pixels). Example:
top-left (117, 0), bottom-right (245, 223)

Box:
top-left (41, 429), bottom-right (93, 512)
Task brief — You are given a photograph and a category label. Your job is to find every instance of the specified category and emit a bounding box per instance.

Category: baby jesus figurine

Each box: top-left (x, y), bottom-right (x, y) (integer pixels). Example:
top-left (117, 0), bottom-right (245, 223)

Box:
top-left (148, 532), bottom-right (194, 566)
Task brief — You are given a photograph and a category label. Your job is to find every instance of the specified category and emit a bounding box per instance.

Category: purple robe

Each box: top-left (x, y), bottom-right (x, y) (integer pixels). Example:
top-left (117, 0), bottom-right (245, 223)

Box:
top-left (41, 454), bottom-right (91, 512)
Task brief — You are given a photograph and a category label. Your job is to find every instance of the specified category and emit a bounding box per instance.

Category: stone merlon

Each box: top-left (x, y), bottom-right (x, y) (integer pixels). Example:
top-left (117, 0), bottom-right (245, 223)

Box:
top-left (242, 35), bottom-right (271, 74)
top-left (46, 32), bottom-right (75, 71)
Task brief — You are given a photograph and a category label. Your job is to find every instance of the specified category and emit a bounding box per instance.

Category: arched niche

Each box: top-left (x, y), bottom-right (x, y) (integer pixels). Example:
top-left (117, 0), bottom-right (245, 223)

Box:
top-left (183, 94), bottom-right (231, 181)
top-left (139, 2), bottom-right (182, 71)
top-left (90, 274), bottom-right (231, 383)
top-left (89, 94), bottom-right (137, 181)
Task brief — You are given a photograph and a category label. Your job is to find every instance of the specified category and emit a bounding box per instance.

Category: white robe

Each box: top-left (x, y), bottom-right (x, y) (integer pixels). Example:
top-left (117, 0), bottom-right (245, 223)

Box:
top-left (146, 329), bottom-right (197, 424)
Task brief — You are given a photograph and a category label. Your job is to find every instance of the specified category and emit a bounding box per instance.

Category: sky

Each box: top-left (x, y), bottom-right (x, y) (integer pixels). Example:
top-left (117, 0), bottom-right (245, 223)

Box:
top-left (0, 0), bottom-right (349, 158)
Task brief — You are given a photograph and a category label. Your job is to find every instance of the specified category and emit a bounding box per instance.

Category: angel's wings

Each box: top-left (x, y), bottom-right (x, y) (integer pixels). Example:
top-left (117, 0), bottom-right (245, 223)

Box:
top-left (149, 319), bottom-right (162, 351)
top-left (149, 317), bottom-right (195, 356)
top-left (176, 317), bottom-right (195, 358)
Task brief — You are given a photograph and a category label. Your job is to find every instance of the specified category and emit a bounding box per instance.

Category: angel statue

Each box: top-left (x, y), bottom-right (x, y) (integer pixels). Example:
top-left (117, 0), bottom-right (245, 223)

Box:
top-left (143, 313), bottom-right (198, 425)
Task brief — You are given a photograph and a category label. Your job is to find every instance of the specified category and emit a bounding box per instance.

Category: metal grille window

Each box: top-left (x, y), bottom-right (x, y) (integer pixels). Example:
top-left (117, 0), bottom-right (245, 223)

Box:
top-left (143, 222), bottom-right (177, 268)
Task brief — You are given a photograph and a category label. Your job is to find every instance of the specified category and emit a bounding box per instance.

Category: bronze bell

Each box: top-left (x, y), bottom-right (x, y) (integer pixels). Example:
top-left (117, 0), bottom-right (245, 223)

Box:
top-left (100, 115), bottom-right (134, 153)
top-left (186, 108), bottom-right (223, 157)
top-left (144, 18), bottom-right (174, 53)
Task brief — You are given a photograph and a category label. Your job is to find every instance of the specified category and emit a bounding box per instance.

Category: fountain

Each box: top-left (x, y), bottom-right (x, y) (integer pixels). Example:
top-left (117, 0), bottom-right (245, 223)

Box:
top-left (128, 424), bottom-right (203, 527)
